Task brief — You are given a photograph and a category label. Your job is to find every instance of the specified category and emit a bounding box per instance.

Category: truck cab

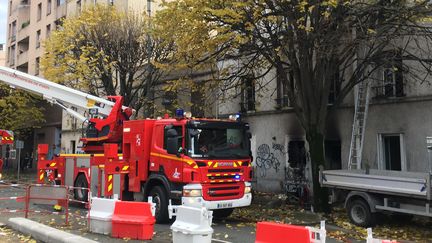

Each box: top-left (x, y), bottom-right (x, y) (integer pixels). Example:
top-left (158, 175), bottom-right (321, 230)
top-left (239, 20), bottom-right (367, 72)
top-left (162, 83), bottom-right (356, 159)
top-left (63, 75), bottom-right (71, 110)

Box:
top-left (123, 115), bottom-right (253, 223)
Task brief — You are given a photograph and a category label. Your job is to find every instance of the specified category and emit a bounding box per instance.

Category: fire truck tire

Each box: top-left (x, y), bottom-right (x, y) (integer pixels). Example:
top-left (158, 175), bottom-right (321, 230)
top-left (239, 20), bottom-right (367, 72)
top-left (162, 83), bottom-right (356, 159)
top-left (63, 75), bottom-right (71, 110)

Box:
top-left (74, 174), bottom-right (89, 202)
top-left (149, 186), bottom-right (169, 223)
top-left (213, 208), bottom-right (234, 219)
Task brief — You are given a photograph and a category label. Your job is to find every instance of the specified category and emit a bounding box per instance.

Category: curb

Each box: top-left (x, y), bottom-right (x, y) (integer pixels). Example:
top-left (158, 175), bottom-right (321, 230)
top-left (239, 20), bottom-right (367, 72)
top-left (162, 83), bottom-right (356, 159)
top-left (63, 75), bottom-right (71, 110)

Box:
top-left (7, 217), bottom-right (97, 243)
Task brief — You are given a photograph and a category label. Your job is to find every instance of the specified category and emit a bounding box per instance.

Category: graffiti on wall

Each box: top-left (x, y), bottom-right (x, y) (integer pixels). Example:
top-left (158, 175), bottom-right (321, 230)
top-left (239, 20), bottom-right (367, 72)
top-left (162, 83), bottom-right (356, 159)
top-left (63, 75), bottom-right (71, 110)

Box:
top-left (255, 143), bottom-right (286, 177)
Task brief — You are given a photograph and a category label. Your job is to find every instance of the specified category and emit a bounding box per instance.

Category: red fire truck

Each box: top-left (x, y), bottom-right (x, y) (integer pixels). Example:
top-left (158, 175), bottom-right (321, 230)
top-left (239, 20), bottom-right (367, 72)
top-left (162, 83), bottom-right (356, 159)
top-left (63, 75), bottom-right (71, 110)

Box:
top-left (0, 66), bottom-right (253, 223)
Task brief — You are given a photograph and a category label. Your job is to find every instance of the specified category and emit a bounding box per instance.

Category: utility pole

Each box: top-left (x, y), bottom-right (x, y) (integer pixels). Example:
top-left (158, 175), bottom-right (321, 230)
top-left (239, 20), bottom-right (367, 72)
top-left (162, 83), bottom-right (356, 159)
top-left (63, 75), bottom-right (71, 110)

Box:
top-left (145, 0), bottom-right (154, 118)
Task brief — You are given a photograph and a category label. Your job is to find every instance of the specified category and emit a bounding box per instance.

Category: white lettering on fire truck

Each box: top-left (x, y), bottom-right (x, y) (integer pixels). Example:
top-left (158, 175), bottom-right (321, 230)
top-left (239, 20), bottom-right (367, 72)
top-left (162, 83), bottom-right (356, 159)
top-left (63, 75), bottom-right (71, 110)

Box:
top-left (173, 168), bottom-right (180, 179)
top-left (136, 134), bottom-right (141, 147)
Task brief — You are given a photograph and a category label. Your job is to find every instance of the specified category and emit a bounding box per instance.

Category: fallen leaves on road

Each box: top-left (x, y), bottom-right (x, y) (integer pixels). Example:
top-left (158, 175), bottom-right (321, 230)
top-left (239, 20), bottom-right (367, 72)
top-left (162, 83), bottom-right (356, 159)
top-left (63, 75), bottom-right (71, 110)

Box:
top-left (0, 224), bottom-right (37, 242)
top-left (230, 192), bottom-right (432, 242)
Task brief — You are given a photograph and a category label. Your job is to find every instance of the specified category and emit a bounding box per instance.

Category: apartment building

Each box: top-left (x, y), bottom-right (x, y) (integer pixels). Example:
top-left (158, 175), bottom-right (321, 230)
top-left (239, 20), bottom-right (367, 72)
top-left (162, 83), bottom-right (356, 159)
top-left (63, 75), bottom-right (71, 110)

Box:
top-left (6, 0), bottom-right (65, 159)
top-left (5, 0), bottom-right (162, 156)
top-left (217, 54), bottom-right (432, 193)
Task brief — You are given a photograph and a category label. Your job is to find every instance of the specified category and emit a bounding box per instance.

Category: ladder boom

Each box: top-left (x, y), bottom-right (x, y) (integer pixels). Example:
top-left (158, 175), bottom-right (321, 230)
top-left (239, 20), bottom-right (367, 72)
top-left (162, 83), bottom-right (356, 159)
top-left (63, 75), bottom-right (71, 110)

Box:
top-left (0, 66), bottom-right (128, 117)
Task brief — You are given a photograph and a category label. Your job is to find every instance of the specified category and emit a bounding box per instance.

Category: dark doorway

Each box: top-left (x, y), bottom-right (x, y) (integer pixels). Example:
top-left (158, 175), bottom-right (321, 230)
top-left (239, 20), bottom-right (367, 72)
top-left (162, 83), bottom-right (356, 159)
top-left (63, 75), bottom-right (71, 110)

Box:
top-left (288, 141), bottom-right (306, 169)
top-left (325, 140), bottom-right (341, 170)
top-left (383, 135), bottom-right (401, 171)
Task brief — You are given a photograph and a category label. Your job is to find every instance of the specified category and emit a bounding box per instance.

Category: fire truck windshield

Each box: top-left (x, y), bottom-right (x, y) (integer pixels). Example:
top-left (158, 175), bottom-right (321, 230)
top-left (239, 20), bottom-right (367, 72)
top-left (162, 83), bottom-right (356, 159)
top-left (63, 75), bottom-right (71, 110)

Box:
top-left (186, 122), bottom-right (250, 159)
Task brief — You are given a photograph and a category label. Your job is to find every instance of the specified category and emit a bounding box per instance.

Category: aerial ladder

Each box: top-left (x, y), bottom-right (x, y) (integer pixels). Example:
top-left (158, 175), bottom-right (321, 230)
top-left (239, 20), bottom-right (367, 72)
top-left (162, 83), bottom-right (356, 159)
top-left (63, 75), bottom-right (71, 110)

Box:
top-left (0, 66), bottom-right (133, 152)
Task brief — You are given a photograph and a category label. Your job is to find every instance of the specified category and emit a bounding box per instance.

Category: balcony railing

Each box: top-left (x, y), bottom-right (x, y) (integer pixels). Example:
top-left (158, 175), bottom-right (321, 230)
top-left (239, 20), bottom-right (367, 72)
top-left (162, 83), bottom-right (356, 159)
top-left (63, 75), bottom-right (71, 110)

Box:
top-left (56, 3), bottom-right (67, 19)
top-left (17, 51), bottom-right (28, 66)
top-left (372, 84), bottom-right (405, 98)
top-left (11, 3), bottom-right (30, 15)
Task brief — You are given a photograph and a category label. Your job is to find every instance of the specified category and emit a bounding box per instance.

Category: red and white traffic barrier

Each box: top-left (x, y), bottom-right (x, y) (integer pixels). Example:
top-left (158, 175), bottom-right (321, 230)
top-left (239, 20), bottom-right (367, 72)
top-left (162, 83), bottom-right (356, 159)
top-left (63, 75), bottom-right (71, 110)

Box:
top-left (255, 221), bottom-right (326, 243)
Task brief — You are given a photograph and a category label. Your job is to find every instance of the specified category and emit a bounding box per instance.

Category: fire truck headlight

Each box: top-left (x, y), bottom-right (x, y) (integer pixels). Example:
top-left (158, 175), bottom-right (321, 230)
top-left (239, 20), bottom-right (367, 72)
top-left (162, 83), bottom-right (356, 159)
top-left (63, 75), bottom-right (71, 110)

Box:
top-left (183, 189), bottom-right (202, 197)
top-left (244, 185), bottom-right (251, 194)
top-left (0, 173), bottom-right (2, 180)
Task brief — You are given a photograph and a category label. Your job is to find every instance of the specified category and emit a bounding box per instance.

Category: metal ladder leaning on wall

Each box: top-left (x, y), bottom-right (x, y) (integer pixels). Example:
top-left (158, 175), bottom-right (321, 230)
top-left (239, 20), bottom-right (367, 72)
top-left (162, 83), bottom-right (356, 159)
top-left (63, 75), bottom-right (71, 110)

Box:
top-left (348, 80), bottom-right (371, 170)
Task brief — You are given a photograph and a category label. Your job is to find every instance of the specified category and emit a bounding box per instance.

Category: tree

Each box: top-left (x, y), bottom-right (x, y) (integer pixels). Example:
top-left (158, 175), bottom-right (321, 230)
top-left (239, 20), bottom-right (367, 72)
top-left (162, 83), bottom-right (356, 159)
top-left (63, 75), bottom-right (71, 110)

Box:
top-left (0, 84), bottom-right (45, 137)
top-left (41, 5), bottom-right (174, 117)
top-left (157, 0), bottom-right (432, 211)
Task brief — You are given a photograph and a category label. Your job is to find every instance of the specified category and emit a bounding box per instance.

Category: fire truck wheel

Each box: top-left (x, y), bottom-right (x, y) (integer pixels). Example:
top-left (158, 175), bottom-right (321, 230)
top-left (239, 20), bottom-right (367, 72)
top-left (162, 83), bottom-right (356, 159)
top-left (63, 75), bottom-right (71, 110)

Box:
top-left (149, 186), bottom-right (169, 223)
top-left (213, 208), bottom-right (234, 219)
top-left (74, 174), bottom-right (89, 202)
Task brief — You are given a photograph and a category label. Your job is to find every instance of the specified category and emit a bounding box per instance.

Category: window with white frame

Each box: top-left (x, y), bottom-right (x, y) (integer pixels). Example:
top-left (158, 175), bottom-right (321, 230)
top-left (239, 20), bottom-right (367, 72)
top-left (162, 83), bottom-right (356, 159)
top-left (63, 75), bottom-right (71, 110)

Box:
top-left (378, 133), bottom-right (406, 171)
top-left (373, 51), bottom-right (405, 98)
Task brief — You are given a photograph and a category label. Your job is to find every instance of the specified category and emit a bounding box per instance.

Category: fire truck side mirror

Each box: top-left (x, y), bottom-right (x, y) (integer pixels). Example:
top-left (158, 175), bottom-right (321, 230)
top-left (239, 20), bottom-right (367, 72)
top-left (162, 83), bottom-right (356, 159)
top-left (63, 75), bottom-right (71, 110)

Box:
top-left (166, 128), bottom-right (179, 156)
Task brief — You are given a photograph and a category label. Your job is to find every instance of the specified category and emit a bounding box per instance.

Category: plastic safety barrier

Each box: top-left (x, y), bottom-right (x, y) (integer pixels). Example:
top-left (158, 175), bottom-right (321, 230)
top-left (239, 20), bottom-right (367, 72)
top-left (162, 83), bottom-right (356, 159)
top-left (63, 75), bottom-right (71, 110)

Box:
top-left (306, 221), bottom-right (326, 243)
top-left (169, 204), bottom-right (214, 243)
top-left (88, 197), bottom-right (117, 235)
top-left (367, 228), bottom-right (400, 243)
top-left (111, 201), bottom-right (156, 240)
top-left (255, 221), bottom-right (326, 243)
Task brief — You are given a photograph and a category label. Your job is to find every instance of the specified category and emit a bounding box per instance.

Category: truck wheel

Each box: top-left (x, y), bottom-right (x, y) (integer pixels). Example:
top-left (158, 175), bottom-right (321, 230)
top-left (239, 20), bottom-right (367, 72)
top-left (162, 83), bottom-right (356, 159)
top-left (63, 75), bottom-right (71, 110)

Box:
top-left (347, 199), bottom-right (375, 227)
top-left (149, 186), bottom-right (169, 223)
top-left (74, 174), bottom-right (89, 202)
top-left (213, 208), bottom-right (234, 219)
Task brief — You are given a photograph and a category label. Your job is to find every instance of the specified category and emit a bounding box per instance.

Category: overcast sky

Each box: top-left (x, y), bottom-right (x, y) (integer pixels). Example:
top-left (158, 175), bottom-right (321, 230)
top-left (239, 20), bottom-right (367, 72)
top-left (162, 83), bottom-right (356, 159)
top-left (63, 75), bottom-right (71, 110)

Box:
top-left (0, 0), bottom-right (7, 44)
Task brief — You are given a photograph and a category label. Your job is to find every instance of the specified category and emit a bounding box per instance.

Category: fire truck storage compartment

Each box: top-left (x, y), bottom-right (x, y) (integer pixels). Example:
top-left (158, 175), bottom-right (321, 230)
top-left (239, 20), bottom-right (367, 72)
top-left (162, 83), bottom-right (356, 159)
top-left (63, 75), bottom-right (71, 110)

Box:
top-left (90, 166), bottom-right (122, 198)
top-left (122, 120), bottom-right (155, 192)
top-left (65, 157), bottom-right (75, 187)
top-left (76, 157), bottom-right (90, 168)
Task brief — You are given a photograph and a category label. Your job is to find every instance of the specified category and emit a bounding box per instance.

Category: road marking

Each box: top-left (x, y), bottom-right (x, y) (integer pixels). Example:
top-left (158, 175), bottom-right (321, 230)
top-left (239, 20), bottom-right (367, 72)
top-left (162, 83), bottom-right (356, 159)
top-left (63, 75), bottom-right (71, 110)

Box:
top-left (212, 239), bottom-right (233, 243)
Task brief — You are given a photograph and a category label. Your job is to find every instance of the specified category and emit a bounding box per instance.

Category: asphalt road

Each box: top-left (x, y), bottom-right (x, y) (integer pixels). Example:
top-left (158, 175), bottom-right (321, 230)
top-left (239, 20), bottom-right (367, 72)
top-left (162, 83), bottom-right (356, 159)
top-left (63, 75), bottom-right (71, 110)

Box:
top-left (0, 180), bottom-right (258, 243)
top-left (0, 175), bottom-right (351, 243)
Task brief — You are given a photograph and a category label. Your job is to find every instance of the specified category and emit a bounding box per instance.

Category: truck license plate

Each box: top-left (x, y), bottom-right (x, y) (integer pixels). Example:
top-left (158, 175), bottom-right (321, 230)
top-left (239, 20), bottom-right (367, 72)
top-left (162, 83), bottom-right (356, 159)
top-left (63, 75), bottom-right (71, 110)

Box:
top-left (217, 202), bottom-right (233, 209)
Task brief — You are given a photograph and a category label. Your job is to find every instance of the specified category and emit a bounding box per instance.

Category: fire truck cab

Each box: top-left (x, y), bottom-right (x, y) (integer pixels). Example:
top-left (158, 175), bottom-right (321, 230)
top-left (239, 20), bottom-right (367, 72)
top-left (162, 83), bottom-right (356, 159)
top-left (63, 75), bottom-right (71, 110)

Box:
top-left (121, 115), bottom-right (253, 221)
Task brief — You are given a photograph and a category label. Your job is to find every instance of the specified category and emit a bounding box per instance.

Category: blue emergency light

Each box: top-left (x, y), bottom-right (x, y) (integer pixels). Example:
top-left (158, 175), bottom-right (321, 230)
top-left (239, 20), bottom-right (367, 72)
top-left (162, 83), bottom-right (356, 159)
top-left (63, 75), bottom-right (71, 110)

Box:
top-left (175, 109), bottom-right (184, 118)
top-left (234, 174), bottom-right (241, 179)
